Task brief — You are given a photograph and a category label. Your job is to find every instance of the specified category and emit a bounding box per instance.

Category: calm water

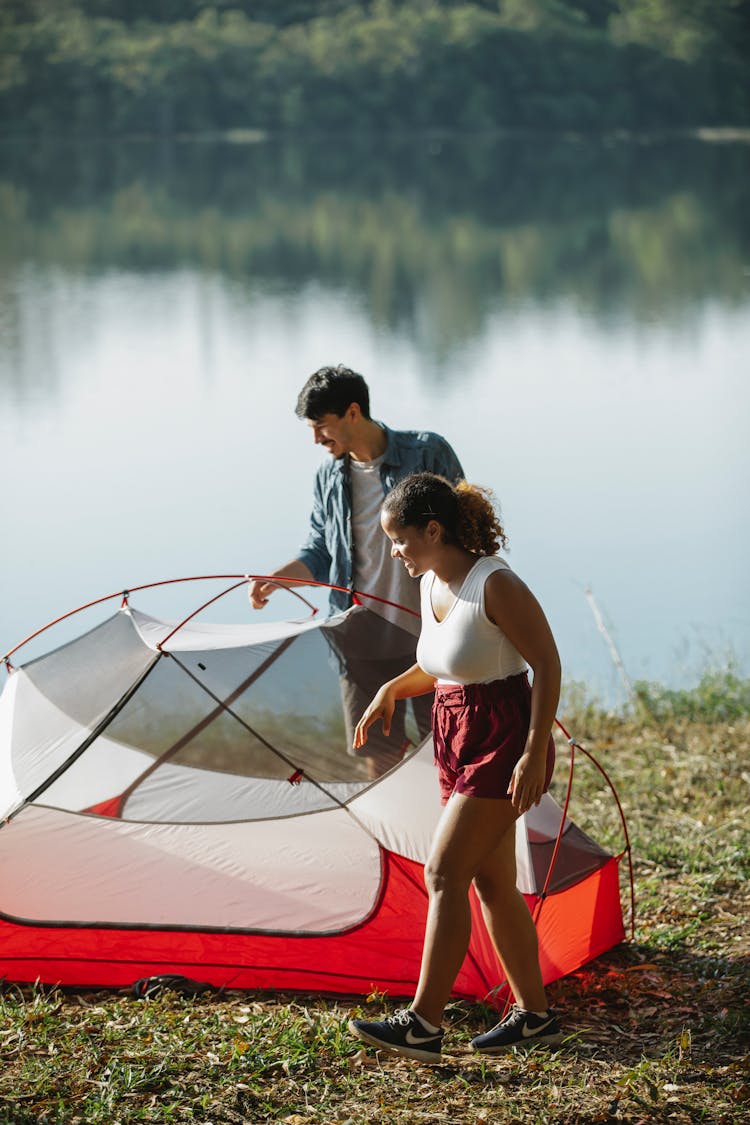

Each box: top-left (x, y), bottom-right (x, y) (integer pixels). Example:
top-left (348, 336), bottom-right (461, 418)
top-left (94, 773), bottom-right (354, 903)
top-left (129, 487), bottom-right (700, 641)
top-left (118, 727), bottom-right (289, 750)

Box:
top-left (1, 135), bottom-right (748, 706)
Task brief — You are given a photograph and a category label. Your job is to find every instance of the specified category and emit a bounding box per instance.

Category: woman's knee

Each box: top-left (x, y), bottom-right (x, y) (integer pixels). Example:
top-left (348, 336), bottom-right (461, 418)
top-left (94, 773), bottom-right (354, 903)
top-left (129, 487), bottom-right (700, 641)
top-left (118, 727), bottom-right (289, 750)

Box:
top-left (473, 865), bottom-right (518, 908)
top-left (473, 869), bottom-right (497, 907)
top-left (423, 854), bottom-right (473, 897)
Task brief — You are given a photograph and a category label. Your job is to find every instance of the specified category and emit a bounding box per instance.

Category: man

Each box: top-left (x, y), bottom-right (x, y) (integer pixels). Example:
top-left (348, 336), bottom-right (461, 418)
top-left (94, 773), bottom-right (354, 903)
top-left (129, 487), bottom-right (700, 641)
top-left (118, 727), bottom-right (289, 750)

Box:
top-left (249, 364), bottom-right (464, 775)
top-left (250, 365), bottom-right (463, 615)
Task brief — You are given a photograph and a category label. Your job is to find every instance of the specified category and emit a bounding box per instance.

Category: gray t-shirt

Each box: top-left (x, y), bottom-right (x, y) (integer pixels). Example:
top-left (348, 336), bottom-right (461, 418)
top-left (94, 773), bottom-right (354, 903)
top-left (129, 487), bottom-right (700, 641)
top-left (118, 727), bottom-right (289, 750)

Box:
top-left (349, 453), bottom-right (420, 628)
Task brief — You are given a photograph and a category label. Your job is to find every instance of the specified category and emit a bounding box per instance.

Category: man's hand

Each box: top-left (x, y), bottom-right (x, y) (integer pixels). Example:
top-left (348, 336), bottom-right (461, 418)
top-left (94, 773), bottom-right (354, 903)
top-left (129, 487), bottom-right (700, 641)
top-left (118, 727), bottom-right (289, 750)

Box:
top-left (248, 560), bottom-right (316, 610)
top-left (249, 579), bottom-right (277, 609)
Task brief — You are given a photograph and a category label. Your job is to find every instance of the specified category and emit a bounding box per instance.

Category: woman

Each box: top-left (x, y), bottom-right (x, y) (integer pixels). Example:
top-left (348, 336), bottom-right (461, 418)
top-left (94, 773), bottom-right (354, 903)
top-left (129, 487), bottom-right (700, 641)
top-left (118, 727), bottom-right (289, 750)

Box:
top-left (348, 472), bottom-right (563, 1062)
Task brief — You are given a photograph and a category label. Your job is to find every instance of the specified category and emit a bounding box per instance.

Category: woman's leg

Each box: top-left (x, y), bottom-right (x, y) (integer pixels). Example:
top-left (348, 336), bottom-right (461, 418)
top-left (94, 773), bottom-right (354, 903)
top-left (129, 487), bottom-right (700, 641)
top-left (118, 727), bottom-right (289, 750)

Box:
top-left (473, 830), bottom-right (548, 1013)
top-left (411, 793), bottom-right (519, 1028)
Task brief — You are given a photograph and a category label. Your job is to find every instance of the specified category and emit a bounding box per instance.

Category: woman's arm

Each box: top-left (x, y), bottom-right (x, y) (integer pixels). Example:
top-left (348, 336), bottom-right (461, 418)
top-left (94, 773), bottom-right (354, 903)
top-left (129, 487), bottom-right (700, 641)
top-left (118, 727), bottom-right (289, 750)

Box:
top-left (353, 663), bottom-right (436, 749)
top-left (484, 569), bottom-right (561, 814)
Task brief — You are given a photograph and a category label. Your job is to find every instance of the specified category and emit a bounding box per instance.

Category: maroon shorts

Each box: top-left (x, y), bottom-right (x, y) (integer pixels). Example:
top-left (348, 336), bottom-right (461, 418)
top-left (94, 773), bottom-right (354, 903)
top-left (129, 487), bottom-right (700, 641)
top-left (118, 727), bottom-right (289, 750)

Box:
top-left (432, 673), bottom-right (555, 805)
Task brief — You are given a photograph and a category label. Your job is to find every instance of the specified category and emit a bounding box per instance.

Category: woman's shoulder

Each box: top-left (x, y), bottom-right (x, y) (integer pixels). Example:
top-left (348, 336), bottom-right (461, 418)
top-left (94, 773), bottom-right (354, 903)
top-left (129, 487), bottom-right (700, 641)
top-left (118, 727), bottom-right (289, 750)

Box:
top-left (475, 554), bottom-right (512, 577)
top-left (476, 556), bottom-right (520, 604)
top-left (461, 555), bottom-right (513, 602)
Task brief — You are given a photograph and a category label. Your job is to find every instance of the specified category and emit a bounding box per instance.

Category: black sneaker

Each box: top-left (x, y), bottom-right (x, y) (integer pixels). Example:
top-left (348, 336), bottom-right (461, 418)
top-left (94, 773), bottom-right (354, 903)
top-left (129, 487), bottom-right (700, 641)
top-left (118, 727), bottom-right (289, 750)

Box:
top-left (348, 1008), bottom-right (443, 1063)
top-left (471, 1006), bottom-right (563, 1053)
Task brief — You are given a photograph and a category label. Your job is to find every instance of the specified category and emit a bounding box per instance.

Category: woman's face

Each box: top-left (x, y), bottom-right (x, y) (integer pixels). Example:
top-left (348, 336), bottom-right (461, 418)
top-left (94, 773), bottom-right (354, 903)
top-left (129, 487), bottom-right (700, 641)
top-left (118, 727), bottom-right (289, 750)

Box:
top-left (381, 510), bottom-right (437, 578)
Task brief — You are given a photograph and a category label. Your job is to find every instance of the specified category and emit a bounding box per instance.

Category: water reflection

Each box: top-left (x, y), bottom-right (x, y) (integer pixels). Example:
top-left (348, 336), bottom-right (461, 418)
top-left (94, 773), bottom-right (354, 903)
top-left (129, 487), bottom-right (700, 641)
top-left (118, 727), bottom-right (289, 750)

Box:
top-left (1, 134), bottom-right (748, 393)
top-left (0, 135), bottom-right (748, 701)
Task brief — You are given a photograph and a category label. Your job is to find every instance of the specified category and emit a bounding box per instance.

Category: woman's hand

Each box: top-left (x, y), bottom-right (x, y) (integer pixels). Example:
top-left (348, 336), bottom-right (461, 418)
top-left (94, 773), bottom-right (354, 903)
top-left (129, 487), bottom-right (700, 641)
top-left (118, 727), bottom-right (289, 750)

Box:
top-left (353, 686), bottom-right (397, 749)
top-left (484, 568), bottom-right (560, 816)
top-left (507, 748), bottom-right (548, 814)
top-left (353, 664), bottom-right (435, 749)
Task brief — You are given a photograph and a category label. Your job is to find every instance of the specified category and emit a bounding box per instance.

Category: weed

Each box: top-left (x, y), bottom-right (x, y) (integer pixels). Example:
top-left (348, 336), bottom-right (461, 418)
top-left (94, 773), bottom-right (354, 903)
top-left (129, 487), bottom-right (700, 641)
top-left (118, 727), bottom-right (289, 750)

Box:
top-left (1, 704), bottom-right (749, 1123)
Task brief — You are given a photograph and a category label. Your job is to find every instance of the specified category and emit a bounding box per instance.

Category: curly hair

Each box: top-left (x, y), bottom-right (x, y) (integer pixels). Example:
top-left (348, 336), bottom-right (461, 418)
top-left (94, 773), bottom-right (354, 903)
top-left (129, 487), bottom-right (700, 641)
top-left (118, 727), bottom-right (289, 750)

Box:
top-left (383, 473), bottom-right (508, 556)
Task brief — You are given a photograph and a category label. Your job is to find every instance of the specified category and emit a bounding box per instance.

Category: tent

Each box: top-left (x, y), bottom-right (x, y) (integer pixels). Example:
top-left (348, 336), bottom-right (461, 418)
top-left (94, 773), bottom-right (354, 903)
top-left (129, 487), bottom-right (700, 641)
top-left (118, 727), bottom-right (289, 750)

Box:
top-left (0, 578), bottom-right (627, 1002)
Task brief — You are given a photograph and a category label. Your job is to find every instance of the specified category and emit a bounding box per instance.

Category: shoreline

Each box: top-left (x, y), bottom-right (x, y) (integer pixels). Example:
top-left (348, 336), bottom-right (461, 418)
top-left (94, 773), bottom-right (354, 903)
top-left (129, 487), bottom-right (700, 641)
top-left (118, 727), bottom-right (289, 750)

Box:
top-left (1, 125), bottom-right (750, 147)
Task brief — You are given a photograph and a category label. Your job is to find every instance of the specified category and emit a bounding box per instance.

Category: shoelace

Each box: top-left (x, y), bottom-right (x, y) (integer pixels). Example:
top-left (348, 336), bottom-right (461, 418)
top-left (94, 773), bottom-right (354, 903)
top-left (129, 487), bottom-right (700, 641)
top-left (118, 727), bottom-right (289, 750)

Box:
top-left (386, 1008), bottom-right (416, 1028)
top-left (497, 1005), bottom-right (527, 1030)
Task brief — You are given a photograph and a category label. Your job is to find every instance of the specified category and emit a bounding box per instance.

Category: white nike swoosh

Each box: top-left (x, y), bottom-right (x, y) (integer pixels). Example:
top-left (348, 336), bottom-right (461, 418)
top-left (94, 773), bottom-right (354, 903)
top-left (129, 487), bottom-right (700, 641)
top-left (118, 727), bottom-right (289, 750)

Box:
top-left (405, 1027), bottom-right (440, 1045)
top-left (521, 1018), bottom-right (555, 1038)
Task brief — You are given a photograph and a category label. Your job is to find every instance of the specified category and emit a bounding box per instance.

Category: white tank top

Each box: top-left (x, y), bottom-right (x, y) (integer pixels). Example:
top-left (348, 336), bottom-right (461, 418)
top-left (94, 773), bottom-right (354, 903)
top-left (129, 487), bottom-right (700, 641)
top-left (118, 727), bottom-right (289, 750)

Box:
top-left (416, 556), bottom-right (528, 685)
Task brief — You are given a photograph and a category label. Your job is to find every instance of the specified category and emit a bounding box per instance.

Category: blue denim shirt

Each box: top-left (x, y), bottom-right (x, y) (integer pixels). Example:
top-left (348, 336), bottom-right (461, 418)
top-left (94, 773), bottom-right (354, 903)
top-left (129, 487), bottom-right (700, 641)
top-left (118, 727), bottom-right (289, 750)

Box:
top-left (298, 423), bottom-right (464, 610)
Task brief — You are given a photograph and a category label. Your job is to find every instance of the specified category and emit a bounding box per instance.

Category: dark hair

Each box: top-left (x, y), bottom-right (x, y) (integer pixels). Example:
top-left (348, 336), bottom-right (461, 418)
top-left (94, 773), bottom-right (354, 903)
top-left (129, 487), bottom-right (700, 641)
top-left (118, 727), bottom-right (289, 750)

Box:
top-left (383, 472), bottom-right (508, 556)
top-left (295, 365), bottom-right (371, 421)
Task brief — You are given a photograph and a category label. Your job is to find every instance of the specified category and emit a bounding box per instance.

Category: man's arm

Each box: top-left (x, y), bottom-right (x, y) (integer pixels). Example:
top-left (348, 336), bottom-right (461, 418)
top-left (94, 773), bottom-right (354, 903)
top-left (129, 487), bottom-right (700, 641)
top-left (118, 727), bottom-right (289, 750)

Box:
top-left (249, 469), bottom-right (331, 609)
top-left (249, 559), bottom-right (316, 609)
top-left (428, 434), bottom-right (464, 484)
top-left (296, 466), bottom-right (333, 583)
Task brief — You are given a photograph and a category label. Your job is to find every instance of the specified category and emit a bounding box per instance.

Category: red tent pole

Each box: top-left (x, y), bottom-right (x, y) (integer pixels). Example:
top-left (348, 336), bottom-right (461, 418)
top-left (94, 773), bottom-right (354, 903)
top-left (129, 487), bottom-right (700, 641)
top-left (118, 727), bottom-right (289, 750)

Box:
top-left (532, 737), bottom-right (577, 928)
top-left (2, 574), bottom-right (330, 668)
top-left (554, 717), bottom-right (636, 940)
top-left (156, 580), bottom-right (261, 650)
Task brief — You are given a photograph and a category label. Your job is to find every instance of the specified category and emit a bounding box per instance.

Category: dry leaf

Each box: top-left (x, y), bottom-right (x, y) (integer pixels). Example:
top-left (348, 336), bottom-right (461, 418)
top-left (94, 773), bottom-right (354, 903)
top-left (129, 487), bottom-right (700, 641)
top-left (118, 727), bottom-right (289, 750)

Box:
top-left (347, 1048), bottom-right (377, 1070)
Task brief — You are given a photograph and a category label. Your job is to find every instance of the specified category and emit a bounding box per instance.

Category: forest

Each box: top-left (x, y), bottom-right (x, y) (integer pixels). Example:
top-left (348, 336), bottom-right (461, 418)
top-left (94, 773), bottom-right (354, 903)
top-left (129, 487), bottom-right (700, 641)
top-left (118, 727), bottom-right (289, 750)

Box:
top-left (1, 0), bottom-right (749, 135)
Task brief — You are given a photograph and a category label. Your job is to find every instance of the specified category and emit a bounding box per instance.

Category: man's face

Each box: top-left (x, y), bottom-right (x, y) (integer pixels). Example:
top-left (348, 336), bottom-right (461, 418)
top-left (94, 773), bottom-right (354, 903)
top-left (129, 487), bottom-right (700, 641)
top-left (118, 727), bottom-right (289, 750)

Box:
top-left (307, 411), bottom-right (356, 459)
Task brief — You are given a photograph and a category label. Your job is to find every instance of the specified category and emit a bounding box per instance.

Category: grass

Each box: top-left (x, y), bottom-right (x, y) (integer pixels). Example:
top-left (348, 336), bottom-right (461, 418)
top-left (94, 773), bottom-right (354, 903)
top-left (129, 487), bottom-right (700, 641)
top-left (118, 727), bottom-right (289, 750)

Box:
top-left (1, 674), bottom-right (749, 1124)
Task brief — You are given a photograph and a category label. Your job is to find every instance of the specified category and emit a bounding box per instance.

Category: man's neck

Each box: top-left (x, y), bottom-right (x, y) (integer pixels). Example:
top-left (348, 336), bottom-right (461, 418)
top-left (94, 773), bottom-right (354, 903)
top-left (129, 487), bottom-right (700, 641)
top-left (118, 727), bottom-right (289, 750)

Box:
top-left (349, 420), bottom-right (387, 463)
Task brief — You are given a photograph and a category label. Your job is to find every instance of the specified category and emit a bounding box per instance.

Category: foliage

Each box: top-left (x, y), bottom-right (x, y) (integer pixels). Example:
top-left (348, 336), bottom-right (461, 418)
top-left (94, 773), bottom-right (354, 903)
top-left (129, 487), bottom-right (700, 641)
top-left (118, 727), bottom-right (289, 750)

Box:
top-left (633, 664), bottom-right (750, 723)
top-left (0, 0), bottom-right (749, 135)
top-left (610, 0), bottom-right (750, 62)
top-left (563, 667), bottom-right (750, 738)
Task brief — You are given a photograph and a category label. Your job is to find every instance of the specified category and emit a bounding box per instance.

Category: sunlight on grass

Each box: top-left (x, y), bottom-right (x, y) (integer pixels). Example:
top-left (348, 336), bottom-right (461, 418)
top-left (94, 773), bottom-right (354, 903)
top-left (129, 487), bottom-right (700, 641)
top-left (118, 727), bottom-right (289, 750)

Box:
top-left (1, 679), bottom-right (748, 1124)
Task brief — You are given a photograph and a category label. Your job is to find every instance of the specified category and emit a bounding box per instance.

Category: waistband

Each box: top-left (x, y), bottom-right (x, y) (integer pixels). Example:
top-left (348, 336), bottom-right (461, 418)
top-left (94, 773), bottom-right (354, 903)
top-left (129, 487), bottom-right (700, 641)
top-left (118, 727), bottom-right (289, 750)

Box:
top-left (434, 672), bottom-right (529, 704)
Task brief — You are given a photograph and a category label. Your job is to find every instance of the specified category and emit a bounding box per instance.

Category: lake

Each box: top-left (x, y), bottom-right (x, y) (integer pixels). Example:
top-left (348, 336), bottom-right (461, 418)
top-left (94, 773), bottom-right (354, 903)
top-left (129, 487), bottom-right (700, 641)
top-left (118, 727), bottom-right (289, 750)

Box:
top-left (1, 133), bottom-right (748, 707)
